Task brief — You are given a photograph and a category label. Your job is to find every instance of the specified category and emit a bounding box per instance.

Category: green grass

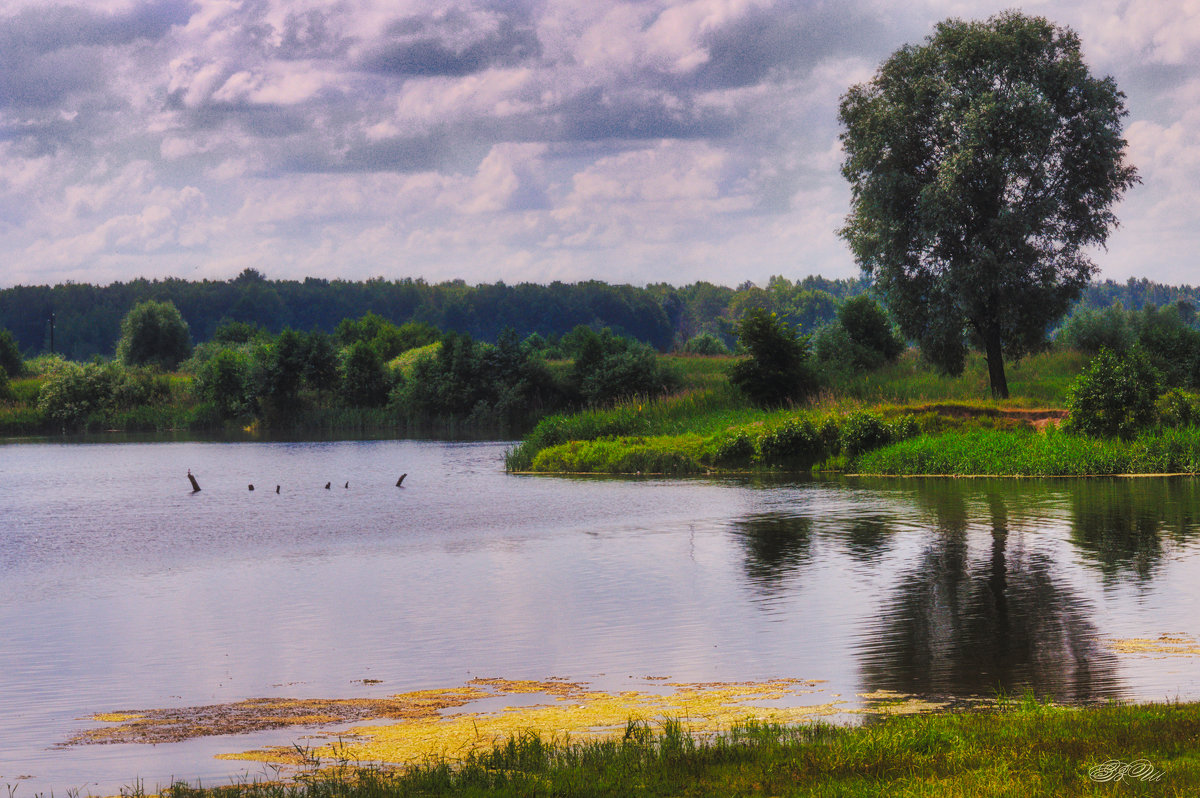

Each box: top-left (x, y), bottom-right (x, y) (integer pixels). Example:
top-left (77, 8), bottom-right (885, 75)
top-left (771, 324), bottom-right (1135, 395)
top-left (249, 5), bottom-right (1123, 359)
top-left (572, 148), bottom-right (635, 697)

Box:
top-left (826, 348), bottom-right (1085, 407)
top-left (855, 426), bottom-right (1200, 476)
top-left (155, 699), bottom-right (1200, 796)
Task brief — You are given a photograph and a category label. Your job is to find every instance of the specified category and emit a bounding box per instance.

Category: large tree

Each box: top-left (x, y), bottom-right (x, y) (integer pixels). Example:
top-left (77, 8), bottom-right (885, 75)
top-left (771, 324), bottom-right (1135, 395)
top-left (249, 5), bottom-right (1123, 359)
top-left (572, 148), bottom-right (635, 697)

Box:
top-left (838, 12), bottom-right (1138, 398)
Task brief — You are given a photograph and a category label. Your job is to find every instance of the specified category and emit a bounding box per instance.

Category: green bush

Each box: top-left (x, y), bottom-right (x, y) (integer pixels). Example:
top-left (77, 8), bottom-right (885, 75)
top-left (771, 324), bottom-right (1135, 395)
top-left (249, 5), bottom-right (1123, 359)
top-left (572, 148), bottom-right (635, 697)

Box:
top-left (839, 411), bottom-right (892, 456)
top-left (729, 309), bottom-right (817, 407)
top-left (819, 296), bottom-right (905, 371)
top-left (1063, 347), bottom-right (1159, 438)
top-left (682, 333), bottom-right (731, 356)
top-left (36, 361), bottom-right (119, 428)
top-left (1157, 389), bottom-right (1200, 428)
top-left (758, 417), bottom-right (823, 466)
top-left (713, 431), bottom-right (756, 466)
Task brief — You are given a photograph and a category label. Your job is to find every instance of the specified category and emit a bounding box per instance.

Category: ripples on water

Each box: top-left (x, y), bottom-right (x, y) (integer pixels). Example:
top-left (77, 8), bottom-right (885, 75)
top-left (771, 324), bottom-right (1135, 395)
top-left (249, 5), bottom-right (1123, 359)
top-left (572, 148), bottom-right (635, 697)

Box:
top-left (2, 441), bottom-right (1200, 792)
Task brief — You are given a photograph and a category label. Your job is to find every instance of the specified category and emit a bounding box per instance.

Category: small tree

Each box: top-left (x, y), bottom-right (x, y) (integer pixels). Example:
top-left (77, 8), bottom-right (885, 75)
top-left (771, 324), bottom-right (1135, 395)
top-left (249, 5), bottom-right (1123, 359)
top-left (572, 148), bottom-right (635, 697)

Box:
top-left (116, 300), bottom-right (192, 370)
top-left (729, 308), bottom-right (816, 407)
top-left (1063, 347), bottom-right (1158, 438)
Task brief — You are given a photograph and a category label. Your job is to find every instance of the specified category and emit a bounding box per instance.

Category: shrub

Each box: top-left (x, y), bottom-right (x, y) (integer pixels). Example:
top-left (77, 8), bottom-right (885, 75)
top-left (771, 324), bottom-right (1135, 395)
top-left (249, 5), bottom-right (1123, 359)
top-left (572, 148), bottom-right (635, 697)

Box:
top-left (758, 417), bottom-right (823, 466)
top-left (36, 361), bottom-right (119, 427)
top-left (729, 308), bottom-right (817, 407)
top-left (840, 411), bottom-right (893, 456)
top-left (713, 431), bottom-right (756, 466)
top-left (1063, 347), bottom-right (1159, 438)
top-left (682, 333), bottom-right (731, 356)
top-left (1157, 389), bottom-right (1200, 428)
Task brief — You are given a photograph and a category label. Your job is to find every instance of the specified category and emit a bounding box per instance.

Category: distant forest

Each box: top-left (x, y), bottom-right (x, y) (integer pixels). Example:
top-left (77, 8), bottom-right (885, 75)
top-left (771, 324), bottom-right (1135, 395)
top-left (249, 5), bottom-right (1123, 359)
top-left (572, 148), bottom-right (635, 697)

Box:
top-left (1, 268), bottom-right (1197, 360)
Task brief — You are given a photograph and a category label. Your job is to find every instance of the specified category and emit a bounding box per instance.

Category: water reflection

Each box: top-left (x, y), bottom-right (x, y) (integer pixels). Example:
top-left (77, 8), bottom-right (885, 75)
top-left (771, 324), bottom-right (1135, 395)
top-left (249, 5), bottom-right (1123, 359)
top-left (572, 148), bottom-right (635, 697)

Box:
top-left (857, 481), bottom-right (1121, 702)
top-left (731, 513), bottom-right (812, 595)
top-left (1068, 478), bottom-right (1200, 582)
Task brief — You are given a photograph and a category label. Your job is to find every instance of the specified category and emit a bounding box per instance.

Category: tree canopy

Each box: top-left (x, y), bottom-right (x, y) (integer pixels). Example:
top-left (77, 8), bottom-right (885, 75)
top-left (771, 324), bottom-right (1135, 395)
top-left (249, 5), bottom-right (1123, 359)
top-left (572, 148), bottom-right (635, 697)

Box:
top-left (838, 11), bottom-right (1139, 397)
top-left (116, 299), bottom-right (192, 370)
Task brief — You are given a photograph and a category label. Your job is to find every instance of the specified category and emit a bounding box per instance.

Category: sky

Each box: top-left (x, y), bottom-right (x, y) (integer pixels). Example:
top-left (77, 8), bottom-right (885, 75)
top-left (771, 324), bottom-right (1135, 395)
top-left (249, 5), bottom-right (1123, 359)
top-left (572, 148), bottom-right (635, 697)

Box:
top-left (0, 0), bottom-right (1197, 290)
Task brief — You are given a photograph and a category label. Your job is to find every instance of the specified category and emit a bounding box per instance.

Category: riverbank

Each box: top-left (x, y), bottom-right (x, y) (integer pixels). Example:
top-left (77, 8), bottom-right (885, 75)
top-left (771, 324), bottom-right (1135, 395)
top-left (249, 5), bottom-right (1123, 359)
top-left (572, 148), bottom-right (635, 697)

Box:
top-left (505, 349), bottom-right (1200, 478)
top-left (159, 698), bottom-right (1200, 796)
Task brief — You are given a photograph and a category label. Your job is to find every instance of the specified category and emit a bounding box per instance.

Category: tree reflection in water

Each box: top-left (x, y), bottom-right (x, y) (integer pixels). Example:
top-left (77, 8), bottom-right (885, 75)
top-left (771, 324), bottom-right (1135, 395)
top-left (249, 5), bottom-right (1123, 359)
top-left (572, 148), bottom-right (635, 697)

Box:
top-left (1068, 478), bottom-right (1200, 583)
top-left (731, 512), bottom-right (812, 597)
top-left (857, 481), bottom-right (1122, 703)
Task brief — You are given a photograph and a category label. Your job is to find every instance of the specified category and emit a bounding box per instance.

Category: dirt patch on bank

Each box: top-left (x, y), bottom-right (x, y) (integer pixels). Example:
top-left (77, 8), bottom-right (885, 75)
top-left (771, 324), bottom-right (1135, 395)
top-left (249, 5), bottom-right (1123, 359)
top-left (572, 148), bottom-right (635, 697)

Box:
top-left (914, 403), bottom-right (1067, 430)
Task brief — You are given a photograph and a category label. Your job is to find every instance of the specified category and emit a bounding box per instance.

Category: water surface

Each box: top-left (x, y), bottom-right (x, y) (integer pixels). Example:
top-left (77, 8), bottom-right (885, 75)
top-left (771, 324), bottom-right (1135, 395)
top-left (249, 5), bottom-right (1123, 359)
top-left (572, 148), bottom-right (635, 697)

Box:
top-left (2, 440), bottom-right (1199, 792)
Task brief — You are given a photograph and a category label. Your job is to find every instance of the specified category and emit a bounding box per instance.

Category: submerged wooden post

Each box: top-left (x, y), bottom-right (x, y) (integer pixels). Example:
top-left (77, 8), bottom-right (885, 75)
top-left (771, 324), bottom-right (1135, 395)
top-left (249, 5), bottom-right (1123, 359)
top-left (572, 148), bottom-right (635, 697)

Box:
top-left (249, 484), bottom-right (254, 491)
top-left (187, 469), bottom-right (201, 493)
top-left (344, 481), bottom-right (349, 489)
top-left (276, 485), bottom-right (280, 494)
top-left (396, 473), bottom-right (407, 487)
top-left (325, 482), bottom-right (331, 489)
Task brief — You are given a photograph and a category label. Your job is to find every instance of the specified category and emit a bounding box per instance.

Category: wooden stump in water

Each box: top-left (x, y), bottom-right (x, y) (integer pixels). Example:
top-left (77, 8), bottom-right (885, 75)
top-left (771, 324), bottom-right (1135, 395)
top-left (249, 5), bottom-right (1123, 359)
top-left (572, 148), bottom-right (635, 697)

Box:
top-left (325, 482), bottom-right (331, 489)
top-left (187, 470), bottom-right (201, 493)
top-left (396, 473), bottom-right (407, 487)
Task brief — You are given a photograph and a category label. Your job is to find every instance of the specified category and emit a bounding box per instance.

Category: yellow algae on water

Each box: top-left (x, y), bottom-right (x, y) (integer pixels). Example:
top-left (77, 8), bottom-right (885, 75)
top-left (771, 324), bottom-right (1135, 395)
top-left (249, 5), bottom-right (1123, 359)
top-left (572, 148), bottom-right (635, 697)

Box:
top-left (1108, 634), bottom-right (1200, 656)
top-left (74, 676), bottom-right (952, 773)
top-left (218, 679), bottom-right (847, 768)
top-left (90, 712), bottom-right (144, 723)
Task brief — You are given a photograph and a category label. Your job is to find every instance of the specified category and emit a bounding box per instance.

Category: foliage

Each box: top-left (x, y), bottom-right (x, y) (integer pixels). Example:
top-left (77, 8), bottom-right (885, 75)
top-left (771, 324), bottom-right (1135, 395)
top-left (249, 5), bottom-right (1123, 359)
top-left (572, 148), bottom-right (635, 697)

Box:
top-left (396, 329), bottom-right (561, 428)
top-left (299, 329), bottom-right (340, 394)
top-left (36, 360), bottom-right (170, 429)
top-left (211, 319), bottom-right (268, 345)
top-left (813, 296), bottom-right (905, 372)
top-left (1157, 389), bottom-right (1200, 428)
top-left (1062, 348), bottom-right (1159, 438)
top-left (758, 417), bottom-right (823, 466)
top-left (564, 326), bottom-right (674, 406)
top-left (839, 11), bottom-right (1139, 398)
top-left (728, 308), bottom-right (816, 407)
top-left (336, 312), bottom-right (440, 360)
top-left (681, 333), bottom-right (730, 356)
top-left (0, 328), bottom-right (23, 377)
top-left (252, 329), bottom-right (307, 415)
top-left (339, 340), bottom-right (392, 408)
top-left (116, 299), bottom-right (193, 370)
top-left (1133, 302), bottom-right (1200, 388)
top-left (1056, 303), bottom-right (1136, 355)
top-left (194, 349), bottom-right (254, 420)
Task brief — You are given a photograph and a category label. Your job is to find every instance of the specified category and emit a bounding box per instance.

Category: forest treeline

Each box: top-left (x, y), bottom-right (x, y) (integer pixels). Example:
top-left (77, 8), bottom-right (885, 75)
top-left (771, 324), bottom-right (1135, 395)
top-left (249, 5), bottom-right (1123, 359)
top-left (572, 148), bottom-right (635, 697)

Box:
top-left (1, 268), bottom-right (1197, 361)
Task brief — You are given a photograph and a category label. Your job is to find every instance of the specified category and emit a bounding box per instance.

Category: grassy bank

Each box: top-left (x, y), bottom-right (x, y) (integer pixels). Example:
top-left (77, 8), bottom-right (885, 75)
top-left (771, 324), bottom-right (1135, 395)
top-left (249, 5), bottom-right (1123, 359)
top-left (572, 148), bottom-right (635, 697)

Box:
top-left (507, 348), bottom-right (1200, 478)
top-left (160, 698), bottom-right (1200, 797)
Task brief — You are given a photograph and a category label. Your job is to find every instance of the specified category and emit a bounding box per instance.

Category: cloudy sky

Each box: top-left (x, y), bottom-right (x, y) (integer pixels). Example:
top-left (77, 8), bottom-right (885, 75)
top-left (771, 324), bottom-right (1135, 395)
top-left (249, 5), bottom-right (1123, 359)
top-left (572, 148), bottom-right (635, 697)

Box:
top-left (0, 0), bottom-right (1196, 290)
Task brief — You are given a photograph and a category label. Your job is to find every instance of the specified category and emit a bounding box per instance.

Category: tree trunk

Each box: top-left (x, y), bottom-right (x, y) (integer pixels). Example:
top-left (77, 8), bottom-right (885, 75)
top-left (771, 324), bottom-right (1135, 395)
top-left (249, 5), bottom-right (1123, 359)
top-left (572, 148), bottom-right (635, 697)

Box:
top-left (983, 330), bottom-right (1009, 399)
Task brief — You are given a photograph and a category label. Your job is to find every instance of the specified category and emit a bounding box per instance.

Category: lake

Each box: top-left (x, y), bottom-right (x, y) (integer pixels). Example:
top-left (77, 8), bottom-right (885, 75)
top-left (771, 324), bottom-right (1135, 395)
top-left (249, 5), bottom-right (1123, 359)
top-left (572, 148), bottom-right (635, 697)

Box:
top-left (2, 439), bottom-right (1200, 793)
